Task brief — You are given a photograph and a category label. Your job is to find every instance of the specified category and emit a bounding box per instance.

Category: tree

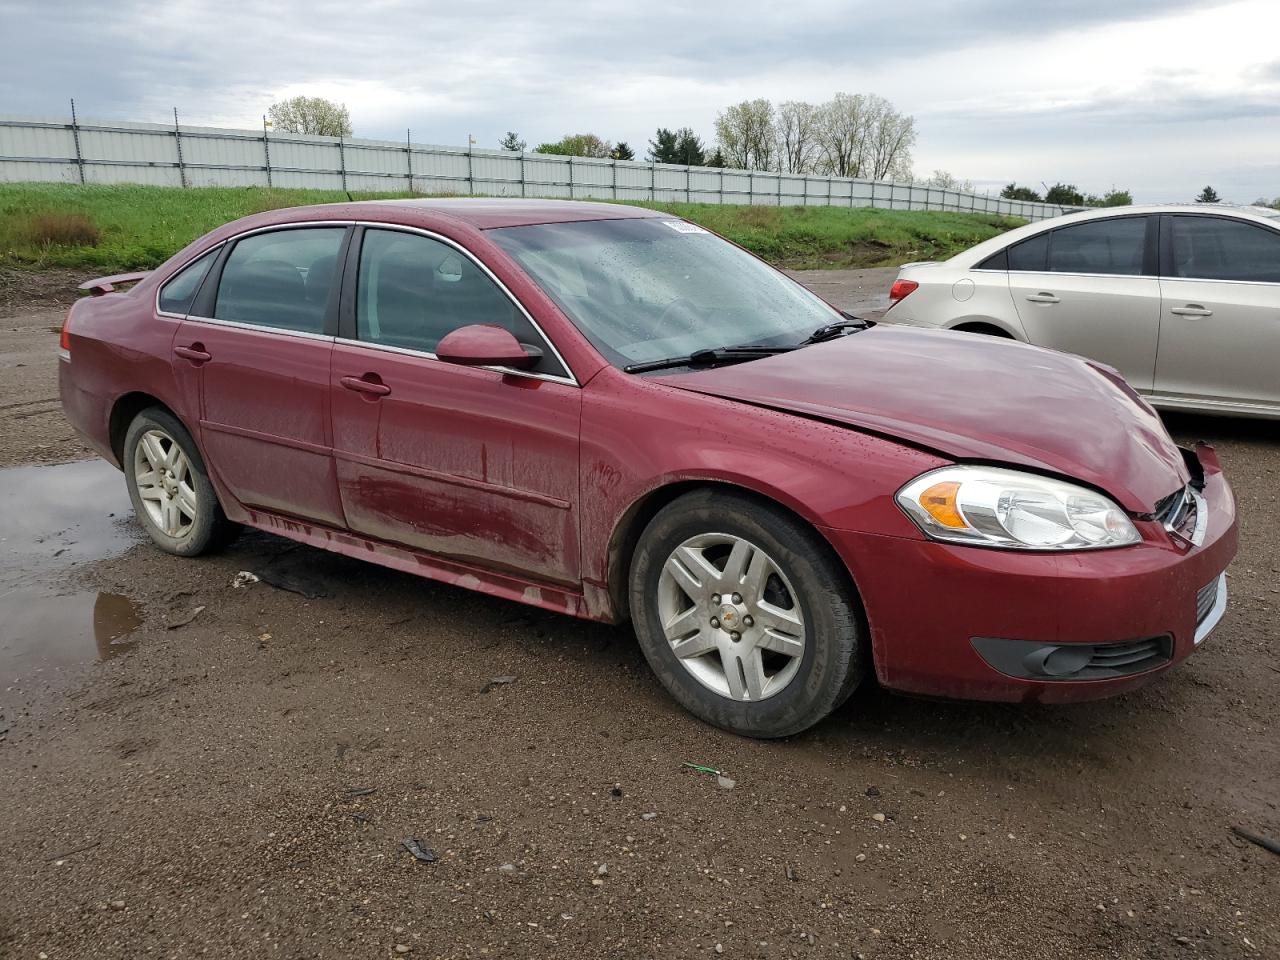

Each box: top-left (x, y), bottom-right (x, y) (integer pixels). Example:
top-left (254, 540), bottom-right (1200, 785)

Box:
top-left (810, 93), bottom-right (914, 179)
top-left (714, 99), bottom-right (776, 171)
top-left (673, 127), bottom-right (705, 166)
top-left (267, 96), bottom-right (352, 137)
top-left (648, 127), bottom-right (679, 164)
top-left (1045, 183), bottom-right (1084, 206)
top-left (498, 131), bottom-right (526, 152)
top-left (813, 92), bottom-right (866, 178)
top-left (705, 148), bottom-right (727, 168)
top-left (1254, 196), bottom-right (1280, 210)
top-left (1196, 185), bottom-right (1220, 203)
top-left (1001, 183), bottom-right (1042, 202)
top-left (923, 170), bottom-right (973, 192)
top-left (533, 133), bottom-right (613, 158)
top-left (1085, 188), bottom-right (1132, 207)
top-left (611, 142), bottom-right (634, 161)
top-left (776, 100), bottom-right (820, 174)
top-left (861, 94), bottom-right (915, 179)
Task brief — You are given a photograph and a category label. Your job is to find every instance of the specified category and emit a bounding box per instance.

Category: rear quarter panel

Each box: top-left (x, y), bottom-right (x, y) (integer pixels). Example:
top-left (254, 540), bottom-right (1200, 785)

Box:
top-left (882, 264), bottom-right (1024, 338)
top-left (60, 292), bottom-right (188, 464)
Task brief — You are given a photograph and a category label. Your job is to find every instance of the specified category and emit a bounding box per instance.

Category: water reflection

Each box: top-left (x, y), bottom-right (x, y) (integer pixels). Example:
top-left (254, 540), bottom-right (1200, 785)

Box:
top-left (0, 459), bottom-right (142, 678)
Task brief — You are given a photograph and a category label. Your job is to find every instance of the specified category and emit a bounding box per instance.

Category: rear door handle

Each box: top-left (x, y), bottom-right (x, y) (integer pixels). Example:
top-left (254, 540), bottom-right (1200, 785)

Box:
top-left (340, 375), bottom-right (391, 397)
top-left (174, 344), bottom-right (212, 363)
top-left (1169, 305), bottom-right (1213, 317)
top-left (1025, 292), bottom-right (1060, 304)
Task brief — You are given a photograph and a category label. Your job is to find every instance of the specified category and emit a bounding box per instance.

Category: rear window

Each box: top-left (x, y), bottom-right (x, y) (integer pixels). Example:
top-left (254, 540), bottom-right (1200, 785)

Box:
top-left (214, 228), bottom-right (346, 334)
top-left (1046, 218), bottom-right (1146, 276)
top-left (1007, 233), bottom-right (1048, 271)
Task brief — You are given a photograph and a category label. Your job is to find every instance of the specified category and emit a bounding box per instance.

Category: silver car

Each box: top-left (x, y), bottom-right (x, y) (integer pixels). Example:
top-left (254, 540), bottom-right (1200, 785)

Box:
top-left (881, 204), bottom-right (1280, 419)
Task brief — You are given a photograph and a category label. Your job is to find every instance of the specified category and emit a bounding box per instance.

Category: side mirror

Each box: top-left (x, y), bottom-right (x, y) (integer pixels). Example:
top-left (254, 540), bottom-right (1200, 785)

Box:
top-left (435, 324), bottom-right (540, 370)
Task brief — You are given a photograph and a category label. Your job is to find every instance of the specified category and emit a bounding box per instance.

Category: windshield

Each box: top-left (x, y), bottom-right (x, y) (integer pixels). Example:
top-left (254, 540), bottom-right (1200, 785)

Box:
top-left (488, 218), bottom-right (841, 368)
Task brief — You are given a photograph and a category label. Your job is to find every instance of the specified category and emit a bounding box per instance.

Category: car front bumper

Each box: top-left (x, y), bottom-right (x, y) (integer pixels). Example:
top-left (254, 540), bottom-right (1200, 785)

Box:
top-left (823, 453), bottom-right (1238, 703)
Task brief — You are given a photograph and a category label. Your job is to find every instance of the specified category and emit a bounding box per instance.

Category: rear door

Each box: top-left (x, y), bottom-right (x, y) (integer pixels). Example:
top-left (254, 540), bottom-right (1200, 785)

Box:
top-left (330, 226), bottom-right (582, 585)
top-left (1006, 215), bottom-right (1160, 390)
top-left (1154, 214), bottom-right (1280, 413)
top-left (173, 225), bottom-right (350, 526)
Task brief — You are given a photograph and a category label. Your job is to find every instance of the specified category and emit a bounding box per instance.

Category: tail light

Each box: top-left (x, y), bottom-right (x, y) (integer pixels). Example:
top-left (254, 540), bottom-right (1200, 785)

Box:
top-left (888, 279), bottom-right (919, 305)
top-left (59, 306), bottom-right (73, 356)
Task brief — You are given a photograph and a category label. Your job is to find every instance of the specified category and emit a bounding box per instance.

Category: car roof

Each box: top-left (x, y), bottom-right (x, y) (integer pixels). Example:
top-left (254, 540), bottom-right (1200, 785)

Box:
top-left (952, 202), bottom-right (1280, 266)
top-left (264, 197), bottom-right (670, 231)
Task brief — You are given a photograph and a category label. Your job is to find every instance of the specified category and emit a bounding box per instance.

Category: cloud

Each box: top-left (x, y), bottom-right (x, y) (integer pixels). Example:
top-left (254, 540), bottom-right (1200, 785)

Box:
top-left (1, 0), bottom-right (1277, 200)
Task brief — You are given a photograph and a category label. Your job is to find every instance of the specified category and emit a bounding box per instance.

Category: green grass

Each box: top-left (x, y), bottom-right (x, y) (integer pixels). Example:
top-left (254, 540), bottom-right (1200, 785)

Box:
top-left (622, 201), bottom-right (1023, 268)
top-left (0, 183), bottom-right (1023, 274)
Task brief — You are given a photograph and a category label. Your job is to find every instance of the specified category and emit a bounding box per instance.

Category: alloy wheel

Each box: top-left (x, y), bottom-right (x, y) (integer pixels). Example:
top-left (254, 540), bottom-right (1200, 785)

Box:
top-left (133, 429), bottom-right (199, 539)
top-left (656, 532), bottom-right (807, 701)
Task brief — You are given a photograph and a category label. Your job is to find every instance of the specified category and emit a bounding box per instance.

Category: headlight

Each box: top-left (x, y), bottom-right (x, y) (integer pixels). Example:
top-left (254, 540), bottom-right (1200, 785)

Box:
top-left (896, 466), bottom-right (1141, 550)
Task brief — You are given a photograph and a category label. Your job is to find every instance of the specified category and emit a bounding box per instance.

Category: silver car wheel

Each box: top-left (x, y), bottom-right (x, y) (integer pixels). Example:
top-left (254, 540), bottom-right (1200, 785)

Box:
top-left (656, 532), bottom-right (807, 702)
top-left (133, 428), bottom-right (199, 539)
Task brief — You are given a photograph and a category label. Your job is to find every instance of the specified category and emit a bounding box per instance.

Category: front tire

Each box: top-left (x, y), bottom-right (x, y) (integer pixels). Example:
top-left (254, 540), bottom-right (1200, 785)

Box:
top-left (629, 489), bottom-right (865, 738)
top-left (123, 408), bottom-right (237, 556)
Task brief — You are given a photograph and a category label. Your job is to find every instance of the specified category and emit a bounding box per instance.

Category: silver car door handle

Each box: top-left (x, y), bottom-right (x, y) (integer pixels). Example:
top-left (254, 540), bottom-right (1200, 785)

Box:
top-left (1169, 305), bottom-right (1213, 317)
top-left (1025, 292), bottom-right (1060, 304)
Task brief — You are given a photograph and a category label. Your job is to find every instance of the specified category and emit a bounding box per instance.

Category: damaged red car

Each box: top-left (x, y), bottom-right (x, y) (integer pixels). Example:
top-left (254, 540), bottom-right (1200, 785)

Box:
top-left (59, 199), bottom-right (1237, 737)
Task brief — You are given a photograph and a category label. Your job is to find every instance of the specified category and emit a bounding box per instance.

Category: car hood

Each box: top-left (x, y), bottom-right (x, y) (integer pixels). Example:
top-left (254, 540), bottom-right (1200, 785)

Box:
top-left (656, 326), bottom-right (1188, 513)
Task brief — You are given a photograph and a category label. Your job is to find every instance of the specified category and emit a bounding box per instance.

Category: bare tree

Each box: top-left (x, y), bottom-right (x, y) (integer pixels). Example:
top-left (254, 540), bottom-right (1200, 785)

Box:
top-left (923, 170), bottom-right (973, 191)
top-left (267, 96), bottom-right (352, 137)
top-left (776, 100), bottom-right (820, 174)
top-left (862, 94), bottom-right (916, 180)
top-left (714, 99), bottom-right (776, 171)
top-left (814, 93), bottom-right (868, 178)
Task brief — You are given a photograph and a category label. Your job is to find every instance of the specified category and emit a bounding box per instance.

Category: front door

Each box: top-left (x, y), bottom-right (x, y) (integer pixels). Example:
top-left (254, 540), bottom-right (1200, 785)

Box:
top-left (330, 226), bottom-right (582, 585)
top-left (1154, 214), bottom-right (1280, 413)
top-left (1006, 215), bottom-right (1160, 391)
top-left (173, 225), bottom-right (349, 527)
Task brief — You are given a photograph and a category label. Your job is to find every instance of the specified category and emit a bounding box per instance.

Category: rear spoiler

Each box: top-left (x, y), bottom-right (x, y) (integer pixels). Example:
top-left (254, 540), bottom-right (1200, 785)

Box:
top-left (78, 271), bottom-right (151, 296)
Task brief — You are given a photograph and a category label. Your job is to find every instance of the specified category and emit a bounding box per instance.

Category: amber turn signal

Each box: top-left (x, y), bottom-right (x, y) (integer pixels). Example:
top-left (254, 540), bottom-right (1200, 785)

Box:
top-left (917, 481), bottom-right (967, 528)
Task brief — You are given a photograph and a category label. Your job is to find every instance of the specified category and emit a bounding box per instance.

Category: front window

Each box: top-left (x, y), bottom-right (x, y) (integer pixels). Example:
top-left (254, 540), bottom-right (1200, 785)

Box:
top-left (489, 218), bottom-right (841, 368)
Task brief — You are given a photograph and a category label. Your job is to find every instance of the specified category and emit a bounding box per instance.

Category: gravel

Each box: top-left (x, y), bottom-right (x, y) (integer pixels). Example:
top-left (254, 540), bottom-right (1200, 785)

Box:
top-left (0, 268), bottom-right (1276, 959)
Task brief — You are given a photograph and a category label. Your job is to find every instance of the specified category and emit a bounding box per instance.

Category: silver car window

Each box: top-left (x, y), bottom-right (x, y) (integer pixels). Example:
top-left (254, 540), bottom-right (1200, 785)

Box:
top-left (1169, 216), bottom-right (1280, 283)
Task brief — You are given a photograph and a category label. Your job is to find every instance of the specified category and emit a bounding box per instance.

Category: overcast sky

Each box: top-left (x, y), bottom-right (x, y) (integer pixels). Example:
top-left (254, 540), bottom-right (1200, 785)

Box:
top-left (3, 0), bottom-right (1278, 202)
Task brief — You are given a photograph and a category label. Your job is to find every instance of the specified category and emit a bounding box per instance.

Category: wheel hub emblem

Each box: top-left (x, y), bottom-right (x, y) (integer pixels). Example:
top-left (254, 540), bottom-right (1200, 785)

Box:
top-left (719, 606), bottom-right (738, 627)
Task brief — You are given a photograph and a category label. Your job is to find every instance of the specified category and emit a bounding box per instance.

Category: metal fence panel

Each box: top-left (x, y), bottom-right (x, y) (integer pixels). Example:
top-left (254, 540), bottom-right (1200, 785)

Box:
top-left (0, 112), bottom-right (1078, 221)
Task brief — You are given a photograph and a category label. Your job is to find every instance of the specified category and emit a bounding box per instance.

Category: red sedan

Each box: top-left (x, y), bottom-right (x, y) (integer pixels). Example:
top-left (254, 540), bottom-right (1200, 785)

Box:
top-left (59, 199), bottom-right (1237, 737)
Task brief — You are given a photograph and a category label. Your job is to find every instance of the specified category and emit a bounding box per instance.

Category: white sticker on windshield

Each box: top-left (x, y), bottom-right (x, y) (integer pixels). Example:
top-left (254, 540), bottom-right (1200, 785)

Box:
top-left (662, 220), bottom-right (708, 234)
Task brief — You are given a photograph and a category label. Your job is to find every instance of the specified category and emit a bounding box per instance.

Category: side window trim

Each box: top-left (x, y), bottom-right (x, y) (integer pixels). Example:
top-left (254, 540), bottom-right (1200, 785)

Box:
top-left (340, 222), bottom-right (578, 385)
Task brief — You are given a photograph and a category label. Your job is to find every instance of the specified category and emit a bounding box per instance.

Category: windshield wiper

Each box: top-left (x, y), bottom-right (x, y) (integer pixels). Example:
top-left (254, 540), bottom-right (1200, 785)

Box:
top-left (624, 344), bottom-right (793, 374)
top-left (800, 313), bottom-right (872, 345)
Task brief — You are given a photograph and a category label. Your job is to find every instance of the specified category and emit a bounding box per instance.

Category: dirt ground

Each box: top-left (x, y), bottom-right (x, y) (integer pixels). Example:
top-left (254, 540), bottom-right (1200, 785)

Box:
top-left (0, 267), bottom-right (1276, 960)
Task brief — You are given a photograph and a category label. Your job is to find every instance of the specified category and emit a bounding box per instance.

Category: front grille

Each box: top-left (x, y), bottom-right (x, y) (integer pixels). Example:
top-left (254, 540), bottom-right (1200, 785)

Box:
top-left (1156, 485), bottom-right (1200, 543)
top-left (1196, 577), bottom-right (1220, 625)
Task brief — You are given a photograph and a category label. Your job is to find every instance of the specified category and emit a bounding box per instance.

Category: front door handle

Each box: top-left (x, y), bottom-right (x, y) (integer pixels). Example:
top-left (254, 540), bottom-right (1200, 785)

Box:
top-left (174, 343), bottom-right (212, 364)
top-left (1169, 305), bottom-right (1213, 317)
top-left (1025, 292), bottom-right (1060, 304)
top-left (340, 375), bottom-right (391, 397)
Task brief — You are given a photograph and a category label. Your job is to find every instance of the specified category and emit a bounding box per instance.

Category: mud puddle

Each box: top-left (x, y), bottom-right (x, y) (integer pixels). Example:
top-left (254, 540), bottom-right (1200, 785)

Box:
top-left (0, 459), bottom-right (143, 681)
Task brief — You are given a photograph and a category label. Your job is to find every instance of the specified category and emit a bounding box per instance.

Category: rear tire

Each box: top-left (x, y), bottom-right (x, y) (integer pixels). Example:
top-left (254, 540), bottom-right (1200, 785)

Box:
top-left (629, 489), bottom-right (865, 738)
top-left (123, 408), bottom-right (238, 556)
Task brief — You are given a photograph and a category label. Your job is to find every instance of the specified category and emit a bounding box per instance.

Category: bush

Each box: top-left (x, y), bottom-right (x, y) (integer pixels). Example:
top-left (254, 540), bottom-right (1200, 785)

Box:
top-left (23, 211), bottom-right (100, 248)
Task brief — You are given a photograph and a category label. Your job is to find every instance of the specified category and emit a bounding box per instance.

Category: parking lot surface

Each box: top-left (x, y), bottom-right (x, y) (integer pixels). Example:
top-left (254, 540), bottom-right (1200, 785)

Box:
top-left (1, 267), bottom-right (1276, 959)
